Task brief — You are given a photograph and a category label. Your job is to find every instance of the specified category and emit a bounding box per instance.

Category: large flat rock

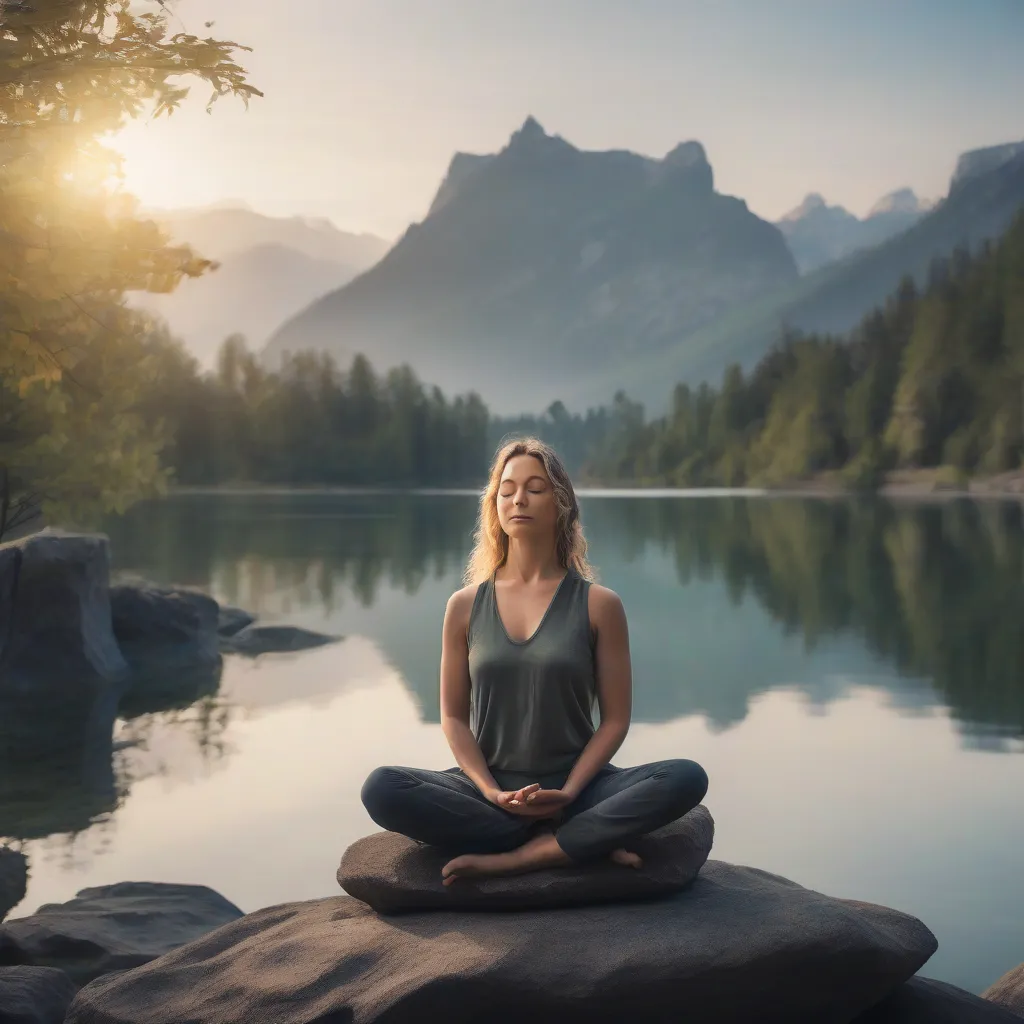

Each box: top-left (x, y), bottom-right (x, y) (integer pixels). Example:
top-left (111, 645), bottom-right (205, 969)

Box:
top-left (0, 966), bottom-right (78, 1024)
top-left (0, 882), bottom-right (243, 987)
top-left (984, 962), bottom-right (1024, 1017)
top-left (66, 860), bottom-right (937, 1024)
top-left (851, 975), bottom-right (1024, 1022)
top-left (339, 805), bottom-right (715, 913)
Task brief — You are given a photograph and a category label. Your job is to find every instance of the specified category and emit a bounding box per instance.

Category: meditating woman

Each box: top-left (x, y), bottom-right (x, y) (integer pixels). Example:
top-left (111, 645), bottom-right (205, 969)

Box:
top-left (361, 437), bottom-right (709, 885)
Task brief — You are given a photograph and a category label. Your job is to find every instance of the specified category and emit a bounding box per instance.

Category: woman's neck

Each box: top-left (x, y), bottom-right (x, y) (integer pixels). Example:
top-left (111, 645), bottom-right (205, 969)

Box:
top-left (500, 540), bottom-right (564, 584)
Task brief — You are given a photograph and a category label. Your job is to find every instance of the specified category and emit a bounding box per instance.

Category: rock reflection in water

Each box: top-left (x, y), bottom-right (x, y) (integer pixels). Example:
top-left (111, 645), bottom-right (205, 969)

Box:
top-left (101, 491), bottom-right (1024, 745)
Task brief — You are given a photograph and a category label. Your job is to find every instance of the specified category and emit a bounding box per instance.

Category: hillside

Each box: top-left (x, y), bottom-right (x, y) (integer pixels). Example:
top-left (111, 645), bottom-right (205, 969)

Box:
top-left (776, 188), bottom-right (929, 274)
top-left (566, 140), bottom-right (1024, 414)
top-left (132, 205), bottom-right (391, 366)
top-left (263, 118), bottom-right (799, 415)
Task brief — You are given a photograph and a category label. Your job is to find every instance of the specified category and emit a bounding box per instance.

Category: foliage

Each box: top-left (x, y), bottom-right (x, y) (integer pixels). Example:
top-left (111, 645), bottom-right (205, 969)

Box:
top-left (137, 335), bottom-right (492, 487)
top-left (581, 212), bottom-right (1024, 488)
top-left (0, 0), bottom-right (260, 537)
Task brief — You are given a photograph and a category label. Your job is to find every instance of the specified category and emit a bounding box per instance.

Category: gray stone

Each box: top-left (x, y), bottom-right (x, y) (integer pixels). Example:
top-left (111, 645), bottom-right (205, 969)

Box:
top-left (0, 530), bottom-right (129, 691)
top-left (0, 848), bottom-right (28, 922)
top-left (216, 605), bottom-right (255, 638)
top-left (0, 882), bottom-right (243, 987)
top-left (220, 624), bottom-right (341, 658)
top-left (109, 581), bottom-right (220, 673)
top-left (984, 962), bottom-right (1024, 1017)
top-left (851, 975), bottom-right (1024, 1022)
top-left (65, 860), bottom-right (937, 1024)
top-left (339, 805), bottom-right (715, 914)
top-left (0, 966), bottom-right (78, 1024)
top-left (0, 544), bottom-right (21, 668)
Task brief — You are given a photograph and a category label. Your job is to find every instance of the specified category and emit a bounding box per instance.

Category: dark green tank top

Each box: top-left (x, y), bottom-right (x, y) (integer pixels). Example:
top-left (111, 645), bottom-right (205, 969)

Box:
top-left (467, 567), bottom-right (597, 775)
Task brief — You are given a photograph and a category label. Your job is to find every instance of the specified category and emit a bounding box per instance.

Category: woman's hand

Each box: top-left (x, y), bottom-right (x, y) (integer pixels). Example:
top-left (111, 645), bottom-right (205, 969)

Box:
top-left (489, 784), bottom-right (575, 818)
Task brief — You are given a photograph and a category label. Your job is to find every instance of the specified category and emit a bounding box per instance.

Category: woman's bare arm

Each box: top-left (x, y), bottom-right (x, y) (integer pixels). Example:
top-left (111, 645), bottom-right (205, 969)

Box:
top-left (439, 587), bottom-right (502, 803)
top-left (560, 585), bottom-right (633, 800)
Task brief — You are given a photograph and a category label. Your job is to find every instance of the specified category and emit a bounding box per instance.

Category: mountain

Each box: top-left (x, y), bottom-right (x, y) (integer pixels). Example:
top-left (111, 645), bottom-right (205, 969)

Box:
top-left (562, 139), bottom-right (1024, 414)
top-left (131, 206), bottom-right (391, 366)
top-left (263, 117), bottom-right (799, 415)
top-left (146, 203), bottom-right (390, 267)
top-left (777, 188), bottom-right (930, 274)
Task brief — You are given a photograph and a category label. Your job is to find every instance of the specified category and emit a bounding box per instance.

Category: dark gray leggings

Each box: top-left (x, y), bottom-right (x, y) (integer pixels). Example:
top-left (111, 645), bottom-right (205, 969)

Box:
top-left (360, 759), bottom-right (709, 862)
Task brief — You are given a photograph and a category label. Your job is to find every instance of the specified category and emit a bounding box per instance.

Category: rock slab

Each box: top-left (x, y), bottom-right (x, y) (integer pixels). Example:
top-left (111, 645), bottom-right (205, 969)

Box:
top-left (220, 623), bottom-right (341, 657)
top-left (66, 860), bottom-right (937, 1024)
top-left (109, 582), bottom-right (221, 672)
top-left (0, 544), bottom-right (21, 668)
top-left (339, 805), bottom-right (715, 913)
top-left (984, 962), bottom-right (1024, 1017)
top-left (851, 975), bottom-right (1024, 1022)
top-left (0, 531), bottom-right (128, 690)
top-left (0, 966), bottom-right (78, 1024)
top-left (0, 882), bottom-right (243, 987)
top-left (0, 848), bottom-right (28, 923)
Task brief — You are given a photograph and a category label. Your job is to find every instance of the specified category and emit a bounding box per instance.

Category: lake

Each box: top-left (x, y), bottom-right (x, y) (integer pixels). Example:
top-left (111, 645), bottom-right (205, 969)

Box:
top-left (5, 490), bottom-right (1024, 996)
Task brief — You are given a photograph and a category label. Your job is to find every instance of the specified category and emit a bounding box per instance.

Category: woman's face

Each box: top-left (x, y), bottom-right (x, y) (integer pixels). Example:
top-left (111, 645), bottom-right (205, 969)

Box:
top-left (496, 454), bottom-right (558, 539)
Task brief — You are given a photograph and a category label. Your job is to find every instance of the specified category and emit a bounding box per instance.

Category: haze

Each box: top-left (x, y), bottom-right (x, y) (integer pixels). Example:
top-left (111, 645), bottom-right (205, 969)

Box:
top-left (111, 0), bottom-right (1024, 238)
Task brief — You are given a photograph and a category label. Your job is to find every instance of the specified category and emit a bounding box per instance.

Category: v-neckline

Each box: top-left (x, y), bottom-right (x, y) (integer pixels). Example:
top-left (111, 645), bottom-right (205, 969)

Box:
top-left (492, 569), bottom-right (572, 646)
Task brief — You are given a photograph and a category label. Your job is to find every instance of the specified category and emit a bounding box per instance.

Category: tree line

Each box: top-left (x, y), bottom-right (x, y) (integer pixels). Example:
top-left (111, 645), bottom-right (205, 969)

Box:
top-left (4, 2), bottom-right (1023, 544)
top-left (578, 210), bottom-right (1024, 487)
top-left (141, 333), bottom-right (490, 487)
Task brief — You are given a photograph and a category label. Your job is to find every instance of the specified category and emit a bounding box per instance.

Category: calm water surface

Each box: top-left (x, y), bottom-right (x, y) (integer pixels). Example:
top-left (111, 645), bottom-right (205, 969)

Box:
top-left (5, 492), bottom-right (1024, 995)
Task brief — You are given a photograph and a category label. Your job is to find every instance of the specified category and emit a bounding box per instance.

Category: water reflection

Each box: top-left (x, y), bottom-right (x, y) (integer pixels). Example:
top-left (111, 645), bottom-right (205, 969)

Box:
top-left (103, 492), bottom-right (1024, 743)
top-left (4, 492), bottom-right (1023, 852)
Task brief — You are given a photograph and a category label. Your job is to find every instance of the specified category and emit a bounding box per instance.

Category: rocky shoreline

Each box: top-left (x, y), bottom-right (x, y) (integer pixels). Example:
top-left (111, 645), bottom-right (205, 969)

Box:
top-left (2, 830), bottom-right (1024, 1023)
top-left (3, 528), bottom-right (1024, 1021)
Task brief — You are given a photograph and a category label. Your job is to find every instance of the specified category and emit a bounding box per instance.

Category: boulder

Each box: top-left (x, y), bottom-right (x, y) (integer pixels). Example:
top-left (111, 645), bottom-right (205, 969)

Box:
top-left (0, 848), bottom-right (28, 922)
top-left (0, 966), bottom-right (78, 1024)
top-left (851, 975), bottom-right (1024, 1022)
top-left (220, 624), bottom-right (341, 658)
top-left (0, 531), bottom-right (129, 692)
top-left (0, 882), bottom-right (243, 987)
top-left (65, 861), bottom-right (937, 1024)
top-left (216, 605), bottom-right (255, 638)
top-left (109, 582), bottom-right (220, 673)
top-left (984, 962), bottom-right (1024, 1017)
top-left (339, 805), bottom-right (715, 913)
top-left (0, 543), bottom-right (21, 667)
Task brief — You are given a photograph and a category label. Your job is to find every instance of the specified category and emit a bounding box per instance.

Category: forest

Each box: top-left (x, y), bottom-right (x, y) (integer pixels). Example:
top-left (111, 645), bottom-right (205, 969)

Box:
top-left (2, 0), bottom-right (1022, 543)
top-left (136, 207), bottom-right (1024, 495)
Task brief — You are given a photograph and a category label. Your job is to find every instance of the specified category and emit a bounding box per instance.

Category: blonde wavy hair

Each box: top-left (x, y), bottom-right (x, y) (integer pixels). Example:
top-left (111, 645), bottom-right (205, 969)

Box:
top-left (462, 436), bottom-right (597, 586)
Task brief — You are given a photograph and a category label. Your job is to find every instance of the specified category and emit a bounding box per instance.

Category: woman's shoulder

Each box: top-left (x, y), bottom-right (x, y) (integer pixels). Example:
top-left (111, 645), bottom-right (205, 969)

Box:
top-left (585, 581), bottom-right (625, 624)
top-left (445, 579), bottom-right (488, 624)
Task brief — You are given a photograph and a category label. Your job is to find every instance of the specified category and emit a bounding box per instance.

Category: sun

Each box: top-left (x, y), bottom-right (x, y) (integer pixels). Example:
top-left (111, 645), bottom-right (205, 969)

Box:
top-left (103, 118), bottom-right (215, 213)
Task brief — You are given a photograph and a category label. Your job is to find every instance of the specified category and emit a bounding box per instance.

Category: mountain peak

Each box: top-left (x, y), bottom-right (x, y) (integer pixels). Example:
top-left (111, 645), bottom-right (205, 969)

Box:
top-left (660, 140), bottom-right (713, 192)
top-left (868, 187), bottom-right (924, 218)
top-left (784, 193), bottom-right (829, 220)
top-left (515, 115), bottom-right (547, 141)
top-left (950, 140), bottom-right (1024, 193)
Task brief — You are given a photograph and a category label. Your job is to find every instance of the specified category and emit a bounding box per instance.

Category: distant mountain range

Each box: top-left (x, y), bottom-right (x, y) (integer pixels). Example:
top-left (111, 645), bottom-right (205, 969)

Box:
top-left (561, 140), bottom-right (1024, 413)
top-left (132, 204), bottom-right (390, 367)
top-left (264, 117), bottom-right (800, 415)
top-left (776, 188), bottom-right (932, 274)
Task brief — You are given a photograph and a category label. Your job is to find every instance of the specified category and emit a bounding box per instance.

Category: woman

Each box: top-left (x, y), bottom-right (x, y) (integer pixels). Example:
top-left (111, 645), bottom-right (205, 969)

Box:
top-left (361, 437), bottom-right (708, 886)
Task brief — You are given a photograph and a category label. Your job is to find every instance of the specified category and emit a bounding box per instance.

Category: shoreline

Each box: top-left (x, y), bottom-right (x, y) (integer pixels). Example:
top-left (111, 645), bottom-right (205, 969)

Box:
top-left (164, 470), bottom-right (1024, 503)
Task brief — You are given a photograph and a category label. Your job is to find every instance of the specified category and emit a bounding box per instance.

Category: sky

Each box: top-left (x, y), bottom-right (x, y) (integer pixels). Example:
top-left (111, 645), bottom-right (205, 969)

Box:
top-left (110, 0), bottom-right (1024, 240)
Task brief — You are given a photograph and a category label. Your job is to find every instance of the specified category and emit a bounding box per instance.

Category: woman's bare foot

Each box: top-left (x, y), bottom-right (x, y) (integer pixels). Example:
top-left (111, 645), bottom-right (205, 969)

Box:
top-left (609, 847), bottom-right (642, 868)
top-left (442, 833), bottom-right (571, 886)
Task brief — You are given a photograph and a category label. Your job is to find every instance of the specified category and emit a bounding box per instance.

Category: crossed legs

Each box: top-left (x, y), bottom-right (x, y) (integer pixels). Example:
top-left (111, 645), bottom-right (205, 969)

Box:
top-left (360, 759), bottom-right (709, 883)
